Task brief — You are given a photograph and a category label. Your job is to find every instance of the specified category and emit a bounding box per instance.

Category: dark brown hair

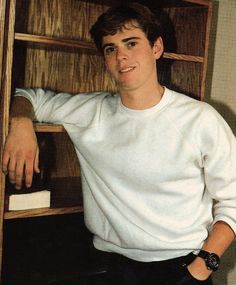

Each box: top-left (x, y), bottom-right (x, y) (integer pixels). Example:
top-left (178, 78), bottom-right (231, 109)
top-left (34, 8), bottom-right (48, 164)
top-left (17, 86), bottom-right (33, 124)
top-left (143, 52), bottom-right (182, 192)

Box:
top-left (90, 2), bottom-right (163, 54)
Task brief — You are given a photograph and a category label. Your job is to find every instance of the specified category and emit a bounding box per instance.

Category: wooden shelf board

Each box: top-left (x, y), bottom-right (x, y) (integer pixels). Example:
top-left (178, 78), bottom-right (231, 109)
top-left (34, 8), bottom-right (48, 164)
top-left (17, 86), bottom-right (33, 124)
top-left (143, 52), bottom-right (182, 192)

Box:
top-left (15, 33), bottom-right (204, 63)
top-left (183, 0), bottom-right (210, 6)
top-left (4, 206), bottom-right (83, 219)
top-left (163, 52), bottom-right (203, 63)
top-left (34, 123), bottom-right (65, 132)
top-left (15, 33), bottom-right (96, 50)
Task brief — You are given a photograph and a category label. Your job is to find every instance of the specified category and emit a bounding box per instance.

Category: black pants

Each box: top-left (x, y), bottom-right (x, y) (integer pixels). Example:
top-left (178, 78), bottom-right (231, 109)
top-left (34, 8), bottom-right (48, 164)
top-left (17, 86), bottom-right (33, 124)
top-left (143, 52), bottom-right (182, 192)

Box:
top-left (105, 252), bottom-right (213, 285)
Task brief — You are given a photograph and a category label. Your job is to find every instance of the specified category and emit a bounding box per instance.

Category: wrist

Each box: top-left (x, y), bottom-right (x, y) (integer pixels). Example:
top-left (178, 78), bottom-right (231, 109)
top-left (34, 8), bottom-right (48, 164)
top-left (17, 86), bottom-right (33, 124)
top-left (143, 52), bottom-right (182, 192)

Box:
top-left (10, 116), bottom-right (34, 131)
top-left (10, 116), bottom-right (33, 125)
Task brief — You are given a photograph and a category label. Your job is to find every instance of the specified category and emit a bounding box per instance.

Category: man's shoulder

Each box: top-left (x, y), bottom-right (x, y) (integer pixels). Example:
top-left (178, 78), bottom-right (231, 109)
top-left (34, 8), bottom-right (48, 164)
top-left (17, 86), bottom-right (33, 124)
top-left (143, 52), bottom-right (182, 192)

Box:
top-left (73, 91), bottom-right (117, 103)
top-left (46, 90), bottom-right (117, 109)
top-left (166, 88), bottom-right (212, 113)
top-left (164, 88), bottom-right (222, 128)
top-left (71, 91), bottom-right (113, 100)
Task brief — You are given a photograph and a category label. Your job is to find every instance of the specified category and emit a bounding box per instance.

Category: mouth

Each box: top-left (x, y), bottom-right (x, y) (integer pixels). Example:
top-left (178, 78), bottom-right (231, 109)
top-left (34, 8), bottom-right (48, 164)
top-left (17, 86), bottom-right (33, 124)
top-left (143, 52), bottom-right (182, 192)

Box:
top-left (119, 66), bottom-right (136, 73)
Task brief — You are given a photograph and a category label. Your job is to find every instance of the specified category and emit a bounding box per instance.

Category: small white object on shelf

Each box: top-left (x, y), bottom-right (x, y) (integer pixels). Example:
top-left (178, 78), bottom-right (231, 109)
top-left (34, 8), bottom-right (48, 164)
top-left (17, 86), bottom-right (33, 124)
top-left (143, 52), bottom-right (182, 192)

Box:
top-left (8, 190), bottom-right (51, 211)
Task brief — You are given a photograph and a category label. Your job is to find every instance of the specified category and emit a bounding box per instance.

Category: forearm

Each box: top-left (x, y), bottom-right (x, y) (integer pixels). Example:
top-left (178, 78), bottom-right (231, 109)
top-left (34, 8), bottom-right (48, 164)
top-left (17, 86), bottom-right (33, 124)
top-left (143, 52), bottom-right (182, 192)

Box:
top-left (188, 221), bottom-right (235, 279)
top-left (202, 220), bottom-right (235, 256)
top-left (10, 96), bottom-right (35, 120)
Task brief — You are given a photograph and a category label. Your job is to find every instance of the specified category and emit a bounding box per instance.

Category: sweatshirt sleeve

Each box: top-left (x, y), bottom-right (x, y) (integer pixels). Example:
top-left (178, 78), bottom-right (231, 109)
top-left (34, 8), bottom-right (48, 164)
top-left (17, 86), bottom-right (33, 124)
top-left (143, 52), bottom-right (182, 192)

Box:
top-left (14, 88), bottom-right (109, 127)
top-left (198, 104), bottom-right (236, 234)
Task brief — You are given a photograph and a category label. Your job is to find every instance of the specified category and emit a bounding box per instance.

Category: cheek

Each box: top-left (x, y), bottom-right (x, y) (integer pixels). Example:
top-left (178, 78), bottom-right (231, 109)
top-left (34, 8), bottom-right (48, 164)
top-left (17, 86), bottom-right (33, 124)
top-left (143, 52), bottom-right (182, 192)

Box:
top-left (105, 59), bottom-right (116, 75)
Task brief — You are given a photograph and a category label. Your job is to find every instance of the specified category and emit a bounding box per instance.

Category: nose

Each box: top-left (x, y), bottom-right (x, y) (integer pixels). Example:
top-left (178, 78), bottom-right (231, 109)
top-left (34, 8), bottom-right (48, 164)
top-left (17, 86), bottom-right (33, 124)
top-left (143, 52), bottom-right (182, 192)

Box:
top-left (116, 46), bottom-right (128, 61)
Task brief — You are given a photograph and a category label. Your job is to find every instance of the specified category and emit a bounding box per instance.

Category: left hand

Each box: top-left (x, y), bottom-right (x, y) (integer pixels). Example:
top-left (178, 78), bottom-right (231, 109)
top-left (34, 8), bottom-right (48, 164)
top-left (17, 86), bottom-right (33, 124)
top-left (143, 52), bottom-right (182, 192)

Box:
top-left (187, 256), bottom-right (212, 281)
top-left (175, 257), bottom-right (212, 285)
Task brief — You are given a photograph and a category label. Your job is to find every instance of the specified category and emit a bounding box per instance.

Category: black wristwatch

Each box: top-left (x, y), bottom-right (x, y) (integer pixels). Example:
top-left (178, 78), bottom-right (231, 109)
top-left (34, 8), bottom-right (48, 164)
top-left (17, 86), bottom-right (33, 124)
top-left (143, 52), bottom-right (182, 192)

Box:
top-left (197, 250), bottom-right (220, 271)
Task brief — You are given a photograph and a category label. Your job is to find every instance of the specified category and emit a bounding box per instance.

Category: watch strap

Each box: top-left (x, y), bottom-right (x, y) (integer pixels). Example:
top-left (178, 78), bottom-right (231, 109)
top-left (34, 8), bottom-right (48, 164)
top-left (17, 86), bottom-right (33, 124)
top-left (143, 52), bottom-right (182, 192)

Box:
top-left (197, 250), bottom-right (220, 272)
top-left (198, 249), bottom-right (210, 259)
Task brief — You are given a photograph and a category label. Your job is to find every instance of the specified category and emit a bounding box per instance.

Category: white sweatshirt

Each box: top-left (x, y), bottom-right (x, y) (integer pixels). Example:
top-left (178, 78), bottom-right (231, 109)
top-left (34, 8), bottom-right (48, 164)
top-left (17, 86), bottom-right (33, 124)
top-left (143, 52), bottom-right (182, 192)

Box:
top-left (15, 87), bottom-right (236, 262)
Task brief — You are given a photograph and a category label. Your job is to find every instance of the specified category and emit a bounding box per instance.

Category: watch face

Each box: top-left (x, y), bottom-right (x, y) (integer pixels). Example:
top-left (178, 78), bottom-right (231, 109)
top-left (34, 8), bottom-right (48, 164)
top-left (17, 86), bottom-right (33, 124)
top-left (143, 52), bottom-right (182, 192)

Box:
top-left (206, 253), bottom-right (220, 271)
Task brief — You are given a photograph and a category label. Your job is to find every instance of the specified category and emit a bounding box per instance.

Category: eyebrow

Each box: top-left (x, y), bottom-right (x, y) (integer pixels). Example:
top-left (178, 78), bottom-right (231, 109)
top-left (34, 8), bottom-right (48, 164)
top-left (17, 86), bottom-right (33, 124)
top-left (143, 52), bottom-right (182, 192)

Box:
top-left (102, 36), bottom-right (141, 51)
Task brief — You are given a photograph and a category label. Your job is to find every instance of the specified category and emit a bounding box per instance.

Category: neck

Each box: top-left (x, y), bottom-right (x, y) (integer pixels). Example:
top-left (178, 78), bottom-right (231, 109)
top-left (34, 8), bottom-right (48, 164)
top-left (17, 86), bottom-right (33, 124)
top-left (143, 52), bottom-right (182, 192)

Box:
top-left (119, 83), bottom-right (164, 110)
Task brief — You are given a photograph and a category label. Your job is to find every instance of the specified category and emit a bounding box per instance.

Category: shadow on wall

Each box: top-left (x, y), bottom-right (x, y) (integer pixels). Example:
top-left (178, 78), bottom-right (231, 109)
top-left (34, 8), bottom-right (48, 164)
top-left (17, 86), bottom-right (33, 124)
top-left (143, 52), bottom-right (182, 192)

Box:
top-left (212, 241), bottom-right (236, 285)
top-left (205, 0), bottom-right (236, 136)
top-left (205, 99), bottom-right (236, 136)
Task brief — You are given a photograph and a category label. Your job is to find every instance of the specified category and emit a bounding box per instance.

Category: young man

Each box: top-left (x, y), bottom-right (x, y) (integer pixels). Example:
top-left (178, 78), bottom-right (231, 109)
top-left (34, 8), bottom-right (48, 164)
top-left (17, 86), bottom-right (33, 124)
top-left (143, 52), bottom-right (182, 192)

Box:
top-left (2, 3), bottom-right (236, 285)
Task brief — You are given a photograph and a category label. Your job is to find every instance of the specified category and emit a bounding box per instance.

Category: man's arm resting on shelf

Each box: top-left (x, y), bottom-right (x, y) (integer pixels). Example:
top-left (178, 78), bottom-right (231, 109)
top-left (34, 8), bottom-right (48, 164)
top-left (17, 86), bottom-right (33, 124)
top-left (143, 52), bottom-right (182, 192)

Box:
top-left (2, 96), bottom-right (40, 189)
top-left (187, 221), bottom-right (235, 280)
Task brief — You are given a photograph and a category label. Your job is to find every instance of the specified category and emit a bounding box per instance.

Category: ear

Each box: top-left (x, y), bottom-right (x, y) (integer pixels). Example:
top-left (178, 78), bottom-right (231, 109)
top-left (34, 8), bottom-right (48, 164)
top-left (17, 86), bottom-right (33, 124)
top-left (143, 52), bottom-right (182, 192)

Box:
top-left (153, 37), bottom-right (164, 59)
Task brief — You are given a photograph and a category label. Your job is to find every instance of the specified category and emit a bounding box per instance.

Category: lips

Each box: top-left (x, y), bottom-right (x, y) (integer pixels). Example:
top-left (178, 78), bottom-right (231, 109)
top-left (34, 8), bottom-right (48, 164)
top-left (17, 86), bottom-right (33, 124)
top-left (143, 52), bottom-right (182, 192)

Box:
top-left (119, 66), bottom-right (136, 73)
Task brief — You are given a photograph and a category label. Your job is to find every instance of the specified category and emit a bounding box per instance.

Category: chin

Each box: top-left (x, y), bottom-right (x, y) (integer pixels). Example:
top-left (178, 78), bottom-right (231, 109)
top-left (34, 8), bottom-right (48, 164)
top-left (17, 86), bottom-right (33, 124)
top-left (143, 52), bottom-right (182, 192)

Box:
top-left (118, 81), bottom-right (139, 91)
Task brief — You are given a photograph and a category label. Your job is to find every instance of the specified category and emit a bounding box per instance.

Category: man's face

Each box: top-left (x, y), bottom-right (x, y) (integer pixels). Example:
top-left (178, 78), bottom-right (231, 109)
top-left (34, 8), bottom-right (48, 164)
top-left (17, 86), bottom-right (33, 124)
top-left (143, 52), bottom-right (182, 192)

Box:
top-left (101, 22), bottom-right (163, 93)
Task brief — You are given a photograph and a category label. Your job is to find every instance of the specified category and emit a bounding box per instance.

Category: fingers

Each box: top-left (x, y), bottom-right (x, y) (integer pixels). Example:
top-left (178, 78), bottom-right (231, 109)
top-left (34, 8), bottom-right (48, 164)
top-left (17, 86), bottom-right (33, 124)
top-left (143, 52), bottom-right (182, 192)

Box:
top-left (2, 149), bottom-right (39, 190)
top-left (2, 150), bottom-right (10, 175)
top-left (15, 158), bottom-right (25, 190)
top-left (8, 156), bottom-right (17, 184)
top-left (6, 153), bottom-right (33, 190)
top-left (34, 147), bottom-right (40, 174)
top-left (24, 155), bottom-right (35, 188)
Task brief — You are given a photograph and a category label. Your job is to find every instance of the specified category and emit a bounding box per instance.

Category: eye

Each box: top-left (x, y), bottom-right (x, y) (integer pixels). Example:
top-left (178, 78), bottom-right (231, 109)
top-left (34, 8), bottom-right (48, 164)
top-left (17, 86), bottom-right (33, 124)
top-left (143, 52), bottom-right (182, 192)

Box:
top-left (104, 46), bottom-right (116, 55)
top-left (127, 41), bottom-right (137, 48)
